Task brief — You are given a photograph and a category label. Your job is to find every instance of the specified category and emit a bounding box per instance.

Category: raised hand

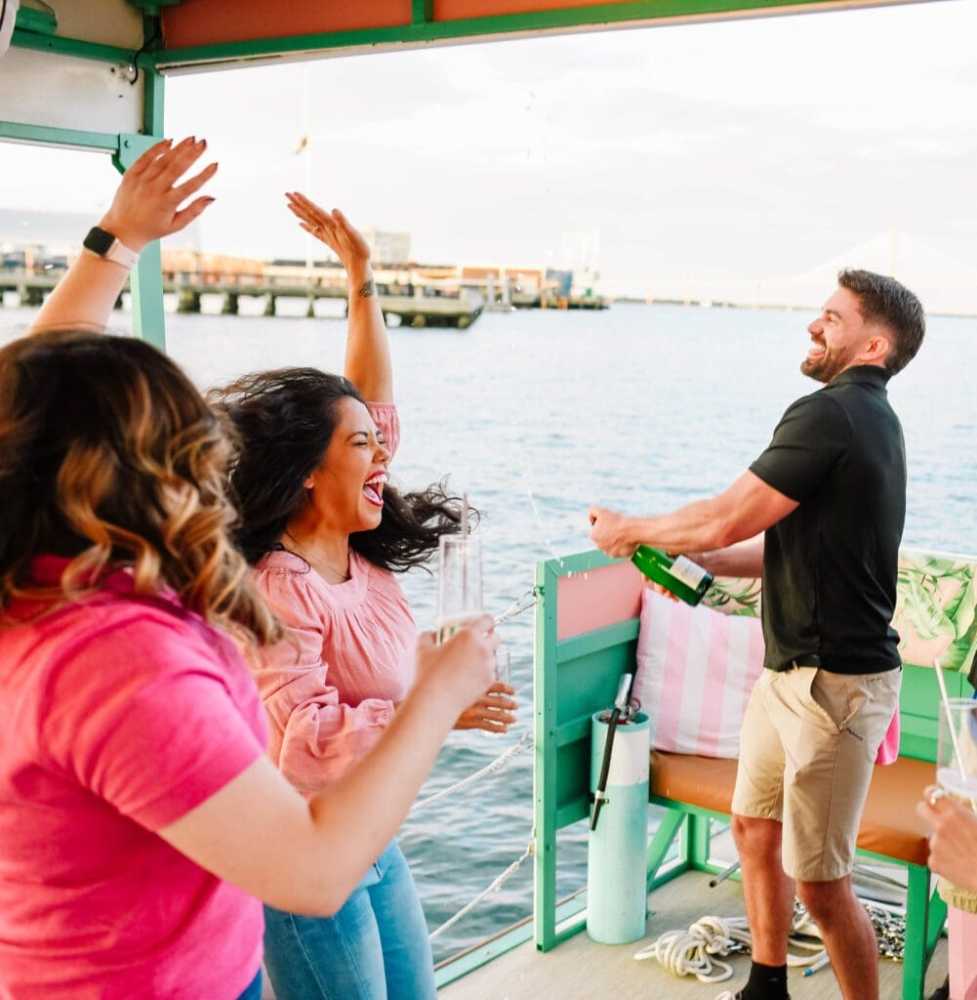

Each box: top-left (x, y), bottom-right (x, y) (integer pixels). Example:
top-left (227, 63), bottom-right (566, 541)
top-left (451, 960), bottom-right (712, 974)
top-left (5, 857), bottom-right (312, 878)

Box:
top-left (285, 193), bottom-right (371, 274)
top-left (454, 683), bottom-right (518, 734)
top-left (100, 137), bottom-right (218, 252)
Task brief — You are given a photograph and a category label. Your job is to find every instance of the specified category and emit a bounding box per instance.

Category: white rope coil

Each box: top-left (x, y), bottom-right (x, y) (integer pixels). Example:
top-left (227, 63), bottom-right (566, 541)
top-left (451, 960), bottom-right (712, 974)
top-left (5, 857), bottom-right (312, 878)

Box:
top-left (412, 731), bottom-right (533, 815)
top-left (429, 839), bottom-right (534, 941)
top-left (634, 911), bottom-right (825, 983)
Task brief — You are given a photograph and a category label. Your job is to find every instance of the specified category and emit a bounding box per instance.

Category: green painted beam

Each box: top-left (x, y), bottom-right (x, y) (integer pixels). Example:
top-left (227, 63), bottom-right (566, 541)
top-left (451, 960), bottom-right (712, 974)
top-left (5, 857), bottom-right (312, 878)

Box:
top-left (434, 917), bottom-right (534, 989)
top-left (11, 29), bottom-right (138, 65)
top-left (645, 808), bottom-right (685, 890)
top-left (435, 891), bottom-right (590, 989)
top-left (127, 0), bottom-right (184, 10)
top-left (555, 713), bottom-right (593, 748)
top-left (533, 557), bottom-right (560, 952)
top-left (14, 7), bottom-right (57, 35)
top-left (125, 63), bottom-right (167, 351)
top-left (412, 0), bottom-right (435, 25)
top-left (556, 618), bottom-right (639, 665)
top-left (0, 121), bottom-right (119, 152)
top-left (154, 0), bottom-right (940, 69)
top-left (114, 129), bottom-right (167, 351)
top-left (142, 63), bottom-right (166, 135)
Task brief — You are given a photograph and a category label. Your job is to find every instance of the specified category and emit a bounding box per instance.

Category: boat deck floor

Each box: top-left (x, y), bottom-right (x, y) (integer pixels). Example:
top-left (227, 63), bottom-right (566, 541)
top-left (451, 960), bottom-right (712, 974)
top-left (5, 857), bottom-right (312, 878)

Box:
top-left (440, 871), bottom-right (949, 999)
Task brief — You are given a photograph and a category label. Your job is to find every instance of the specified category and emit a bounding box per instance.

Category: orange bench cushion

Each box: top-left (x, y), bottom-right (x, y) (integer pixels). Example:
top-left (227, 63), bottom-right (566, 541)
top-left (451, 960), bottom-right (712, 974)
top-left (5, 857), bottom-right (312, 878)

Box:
top-left (650, 750), bottom-right (934, 866)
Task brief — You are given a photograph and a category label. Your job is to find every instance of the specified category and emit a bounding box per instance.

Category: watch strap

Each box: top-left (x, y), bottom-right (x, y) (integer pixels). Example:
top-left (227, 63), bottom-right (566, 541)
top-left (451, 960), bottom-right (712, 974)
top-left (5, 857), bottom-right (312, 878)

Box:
top-left (83, 227), bottom-right (138, 270)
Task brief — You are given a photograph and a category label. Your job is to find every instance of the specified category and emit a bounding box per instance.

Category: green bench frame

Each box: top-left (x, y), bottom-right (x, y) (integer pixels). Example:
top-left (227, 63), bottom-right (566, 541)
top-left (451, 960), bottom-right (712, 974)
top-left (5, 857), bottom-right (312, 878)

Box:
top-left (533, 549), bottom-right (975, 1000)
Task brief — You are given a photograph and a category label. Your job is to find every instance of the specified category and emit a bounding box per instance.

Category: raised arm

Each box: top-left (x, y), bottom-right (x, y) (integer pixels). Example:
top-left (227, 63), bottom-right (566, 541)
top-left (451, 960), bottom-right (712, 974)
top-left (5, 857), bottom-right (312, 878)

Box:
top-left (159, 621), bottom-right (497, 916)
top-left (589, 470), bottom-right (797, 560)
top-left (285, 193), bottom-right (393, 403)
top-left (31, 137), bottom-right (217, 335)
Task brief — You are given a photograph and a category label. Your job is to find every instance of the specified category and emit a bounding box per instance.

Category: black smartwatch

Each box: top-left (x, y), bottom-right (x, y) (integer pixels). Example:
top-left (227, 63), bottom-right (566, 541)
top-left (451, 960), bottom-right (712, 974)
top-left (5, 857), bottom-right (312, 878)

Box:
top-left (82, 227), bottom-right (138, 269)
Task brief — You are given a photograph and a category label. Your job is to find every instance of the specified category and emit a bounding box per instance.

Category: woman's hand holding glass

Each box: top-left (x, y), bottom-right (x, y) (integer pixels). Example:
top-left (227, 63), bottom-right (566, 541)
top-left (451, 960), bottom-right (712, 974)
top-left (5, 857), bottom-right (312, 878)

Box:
top-left (917, 787), bottom-right (977, 894)
top-left (454, 681), bottom-right (518, 734)
top-left (413, 616), bottom-right (499, 719)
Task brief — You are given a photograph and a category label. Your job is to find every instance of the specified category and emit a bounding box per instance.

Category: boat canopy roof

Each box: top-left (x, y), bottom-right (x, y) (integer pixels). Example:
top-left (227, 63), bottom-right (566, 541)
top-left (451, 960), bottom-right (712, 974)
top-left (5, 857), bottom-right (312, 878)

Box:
top-left (148, 0), bottom-right (946, 71)
top-left (0, 0), bottom-right (949, 153)
top-left (7, 0), bottom-right (948, 74)
top-left (0, 0), bottom-right (947, 344)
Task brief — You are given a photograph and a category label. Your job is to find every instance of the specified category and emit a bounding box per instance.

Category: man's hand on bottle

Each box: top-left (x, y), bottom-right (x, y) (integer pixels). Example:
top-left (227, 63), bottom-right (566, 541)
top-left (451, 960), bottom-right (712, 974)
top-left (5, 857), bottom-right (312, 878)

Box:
top-left (588, 506), bottom-right (638, 559)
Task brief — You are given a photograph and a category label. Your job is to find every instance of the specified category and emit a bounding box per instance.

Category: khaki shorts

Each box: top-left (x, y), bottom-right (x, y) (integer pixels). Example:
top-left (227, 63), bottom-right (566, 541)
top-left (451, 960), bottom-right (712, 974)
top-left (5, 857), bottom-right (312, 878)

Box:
top-left (731, 665), bottom-right (901, 882)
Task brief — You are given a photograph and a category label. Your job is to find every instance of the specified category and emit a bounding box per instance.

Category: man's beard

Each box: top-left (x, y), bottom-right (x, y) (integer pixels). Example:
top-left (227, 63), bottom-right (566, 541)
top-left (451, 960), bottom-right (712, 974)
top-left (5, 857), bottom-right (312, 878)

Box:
top-left (800, 344), bottom-right (852, 384)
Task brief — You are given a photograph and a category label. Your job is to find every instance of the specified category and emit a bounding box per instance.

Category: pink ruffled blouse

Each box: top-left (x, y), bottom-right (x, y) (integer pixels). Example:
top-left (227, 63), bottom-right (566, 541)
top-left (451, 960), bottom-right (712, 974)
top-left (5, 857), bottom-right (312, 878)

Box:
top-left (249, 403), bottom-right (418, 795)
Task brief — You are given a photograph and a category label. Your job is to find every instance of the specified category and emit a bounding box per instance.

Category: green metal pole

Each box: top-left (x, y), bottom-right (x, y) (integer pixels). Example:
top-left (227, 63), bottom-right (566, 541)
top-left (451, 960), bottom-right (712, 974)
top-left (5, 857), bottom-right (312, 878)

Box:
top-left (902, 865), bottom-right (931, 1000)
top-left (113, 66), bottom-right (166, 351)
top-left (411, 0), bottom-right (434, 23)
top-left (645, 808), bottom-right (685, 891)
top-left (533, 559), bottom-right (559, 952)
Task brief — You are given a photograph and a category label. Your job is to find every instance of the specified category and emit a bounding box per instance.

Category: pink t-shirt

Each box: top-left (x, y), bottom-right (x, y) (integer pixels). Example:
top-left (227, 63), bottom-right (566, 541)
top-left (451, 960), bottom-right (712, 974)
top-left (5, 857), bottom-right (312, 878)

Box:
top-left (0, 557), bottom-right (268, 1000)
top-left (250, 403), bottom-right (418, 795)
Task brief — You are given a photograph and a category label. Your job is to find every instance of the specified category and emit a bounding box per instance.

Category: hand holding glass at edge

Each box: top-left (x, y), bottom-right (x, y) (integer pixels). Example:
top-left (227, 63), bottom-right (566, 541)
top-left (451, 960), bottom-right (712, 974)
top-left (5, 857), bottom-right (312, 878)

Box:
top-left (437, 509), bottom-right (517, 734)
top-left (917, 677), bottom-right (977, 895)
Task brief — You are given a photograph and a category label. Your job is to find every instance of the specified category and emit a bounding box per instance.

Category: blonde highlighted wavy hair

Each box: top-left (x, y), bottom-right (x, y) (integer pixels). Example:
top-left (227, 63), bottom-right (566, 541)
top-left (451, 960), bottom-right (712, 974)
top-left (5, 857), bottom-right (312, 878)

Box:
top-left (0, 329), bottom-right (280, 647)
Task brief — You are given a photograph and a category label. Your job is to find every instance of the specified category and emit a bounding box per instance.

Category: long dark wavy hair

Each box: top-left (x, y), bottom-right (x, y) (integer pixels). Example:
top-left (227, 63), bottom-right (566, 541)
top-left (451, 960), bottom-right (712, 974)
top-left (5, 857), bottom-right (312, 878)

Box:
top-left (0, 330), bottom-right (280, 647)
top-left (210, 368), bottom-right (473, 571)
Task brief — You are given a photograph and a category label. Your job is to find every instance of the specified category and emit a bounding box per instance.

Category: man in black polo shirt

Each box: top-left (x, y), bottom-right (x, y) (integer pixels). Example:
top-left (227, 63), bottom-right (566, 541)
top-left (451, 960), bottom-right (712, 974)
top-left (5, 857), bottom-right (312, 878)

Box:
top-left (590, 269), bottom-right (925, 1000)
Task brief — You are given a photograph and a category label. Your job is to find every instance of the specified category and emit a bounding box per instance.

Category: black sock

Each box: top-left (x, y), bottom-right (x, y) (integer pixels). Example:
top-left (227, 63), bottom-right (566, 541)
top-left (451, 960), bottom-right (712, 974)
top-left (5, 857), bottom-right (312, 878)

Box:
top-left (738, 960), bottom-right (789, 999)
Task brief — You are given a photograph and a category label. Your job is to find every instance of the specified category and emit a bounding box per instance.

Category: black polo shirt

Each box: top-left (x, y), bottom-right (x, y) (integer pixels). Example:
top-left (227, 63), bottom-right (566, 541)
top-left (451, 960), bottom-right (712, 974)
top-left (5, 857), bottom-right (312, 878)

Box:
top-left (750, 365), bottom-right (905, 675)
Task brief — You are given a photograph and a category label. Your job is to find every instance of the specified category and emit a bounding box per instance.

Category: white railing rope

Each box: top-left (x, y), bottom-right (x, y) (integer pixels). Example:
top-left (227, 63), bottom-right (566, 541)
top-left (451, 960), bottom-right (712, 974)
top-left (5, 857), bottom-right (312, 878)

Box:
top-left (411, 730), bottom-right (533, 815)
top-left (429, 839), bottom-right (534, 941)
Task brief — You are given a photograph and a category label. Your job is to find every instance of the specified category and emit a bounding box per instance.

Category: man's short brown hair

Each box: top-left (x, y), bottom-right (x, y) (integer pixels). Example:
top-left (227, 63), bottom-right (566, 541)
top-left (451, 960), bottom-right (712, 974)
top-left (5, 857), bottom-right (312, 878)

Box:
top-left (838, 269), bottom-right (925, 375)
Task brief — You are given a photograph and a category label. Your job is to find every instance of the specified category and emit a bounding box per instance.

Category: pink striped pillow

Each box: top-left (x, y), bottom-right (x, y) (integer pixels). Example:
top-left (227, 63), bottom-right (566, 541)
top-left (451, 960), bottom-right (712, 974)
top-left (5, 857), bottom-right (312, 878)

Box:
top-left (634, 589), bottom-right (765, 758)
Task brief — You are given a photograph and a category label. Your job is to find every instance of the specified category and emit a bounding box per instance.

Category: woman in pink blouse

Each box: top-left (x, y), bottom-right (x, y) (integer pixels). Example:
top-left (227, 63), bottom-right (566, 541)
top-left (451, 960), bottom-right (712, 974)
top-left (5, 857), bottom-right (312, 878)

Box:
top-left (0, 138), bottom-right (498, 1000)
top-left (214, 196), bottom-right (516, 999)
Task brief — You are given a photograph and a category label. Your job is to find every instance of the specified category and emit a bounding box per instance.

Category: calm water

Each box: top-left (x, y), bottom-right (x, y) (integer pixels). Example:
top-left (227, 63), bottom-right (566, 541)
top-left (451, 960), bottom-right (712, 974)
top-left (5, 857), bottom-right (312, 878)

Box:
top-left (3, 301), bottom-right (975, 962)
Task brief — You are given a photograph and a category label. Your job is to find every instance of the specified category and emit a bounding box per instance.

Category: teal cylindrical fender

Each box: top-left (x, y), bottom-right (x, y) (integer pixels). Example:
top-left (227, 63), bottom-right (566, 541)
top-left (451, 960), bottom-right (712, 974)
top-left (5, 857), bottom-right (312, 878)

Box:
top-left (586, 710), bottom-right (650, 945)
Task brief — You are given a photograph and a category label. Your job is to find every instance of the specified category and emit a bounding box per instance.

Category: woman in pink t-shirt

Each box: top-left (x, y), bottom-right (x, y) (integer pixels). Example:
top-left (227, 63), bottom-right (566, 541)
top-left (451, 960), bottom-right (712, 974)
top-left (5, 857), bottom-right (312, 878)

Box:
top-left (0, 137), bottom-right (498, 1000)
top-left (212, 196), bottom-right (517, 999)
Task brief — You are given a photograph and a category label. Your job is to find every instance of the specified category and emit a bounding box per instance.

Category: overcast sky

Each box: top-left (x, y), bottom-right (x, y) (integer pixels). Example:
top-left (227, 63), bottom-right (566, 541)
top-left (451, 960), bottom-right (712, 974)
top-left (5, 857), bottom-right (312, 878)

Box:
top-left (4, 0), bottom-right (977, 295)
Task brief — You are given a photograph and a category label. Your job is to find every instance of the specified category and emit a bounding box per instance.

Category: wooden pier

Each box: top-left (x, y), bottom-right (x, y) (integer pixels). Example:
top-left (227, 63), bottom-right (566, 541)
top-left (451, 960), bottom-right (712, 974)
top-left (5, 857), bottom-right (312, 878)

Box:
top-left (0, 269), bottom-right (486, 330)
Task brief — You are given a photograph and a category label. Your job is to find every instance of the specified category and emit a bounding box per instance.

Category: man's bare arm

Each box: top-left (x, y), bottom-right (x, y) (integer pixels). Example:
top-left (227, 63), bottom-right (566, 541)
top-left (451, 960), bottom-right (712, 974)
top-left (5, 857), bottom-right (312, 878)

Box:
top-left (696, 535), bottom-right (765, 579)
top-left (589, 471), bottom-right (797, 560)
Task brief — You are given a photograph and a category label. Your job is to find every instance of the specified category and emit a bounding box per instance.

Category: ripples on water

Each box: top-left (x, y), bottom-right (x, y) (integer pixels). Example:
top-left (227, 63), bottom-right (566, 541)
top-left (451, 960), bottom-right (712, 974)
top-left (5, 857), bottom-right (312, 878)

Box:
top-left (4, 301), bottom-right (975, 961)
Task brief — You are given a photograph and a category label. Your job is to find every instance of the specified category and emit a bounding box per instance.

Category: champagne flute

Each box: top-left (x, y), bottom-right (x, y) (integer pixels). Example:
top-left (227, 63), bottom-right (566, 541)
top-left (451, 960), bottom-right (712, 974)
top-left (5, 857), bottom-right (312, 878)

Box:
top-left (494, 647), bottom-right (511, 687)
top-left (436, 533), bottom-right (484, 644)
top-left (936, 696), bottom-right (977, 811)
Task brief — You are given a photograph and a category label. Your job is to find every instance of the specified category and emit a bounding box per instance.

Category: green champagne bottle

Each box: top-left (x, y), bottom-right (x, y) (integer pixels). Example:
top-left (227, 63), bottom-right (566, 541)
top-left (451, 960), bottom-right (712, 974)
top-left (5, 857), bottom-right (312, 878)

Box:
top-left (631, 545), bottom-right (714, 606)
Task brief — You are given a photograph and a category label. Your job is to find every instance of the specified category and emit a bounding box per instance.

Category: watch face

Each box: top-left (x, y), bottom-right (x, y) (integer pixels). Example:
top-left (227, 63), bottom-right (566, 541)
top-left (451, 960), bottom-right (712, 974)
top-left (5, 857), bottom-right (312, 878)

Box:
top-left (83, 227), bottom-right (115, 256)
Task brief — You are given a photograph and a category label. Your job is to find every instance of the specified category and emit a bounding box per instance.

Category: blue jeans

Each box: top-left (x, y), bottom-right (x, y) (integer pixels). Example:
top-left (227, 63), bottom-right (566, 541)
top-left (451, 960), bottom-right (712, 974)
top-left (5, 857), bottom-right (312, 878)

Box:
top-left (237, 969), bottom-right (262, 1000)
top-left (263, 841), bottom-right (436, 1000)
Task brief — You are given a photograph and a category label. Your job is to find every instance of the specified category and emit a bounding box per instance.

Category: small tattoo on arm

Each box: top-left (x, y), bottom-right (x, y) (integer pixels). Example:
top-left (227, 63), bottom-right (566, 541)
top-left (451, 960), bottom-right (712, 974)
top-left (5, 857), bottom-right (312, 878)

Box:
top-left (358, 279), bottom-right (375, 299)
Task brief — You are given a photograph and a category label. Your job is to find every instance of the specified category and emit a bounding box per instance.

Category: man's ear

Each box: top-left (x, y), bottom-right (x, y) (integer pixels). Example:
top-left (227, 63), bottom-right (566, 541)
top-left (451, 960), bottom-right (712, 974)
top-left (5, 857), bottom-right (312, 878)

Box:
top-left (864, 331), bottom-right (892, 365)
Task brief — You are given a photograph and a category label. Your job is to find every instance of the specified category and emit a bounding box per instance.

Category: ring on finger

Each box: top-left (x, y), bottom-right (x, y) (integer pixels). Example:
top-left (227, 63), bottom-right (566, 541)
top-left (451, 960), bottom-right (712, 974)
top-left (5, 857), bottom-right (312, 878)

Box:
top-left (927, 786), bottom-right (948, 807)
